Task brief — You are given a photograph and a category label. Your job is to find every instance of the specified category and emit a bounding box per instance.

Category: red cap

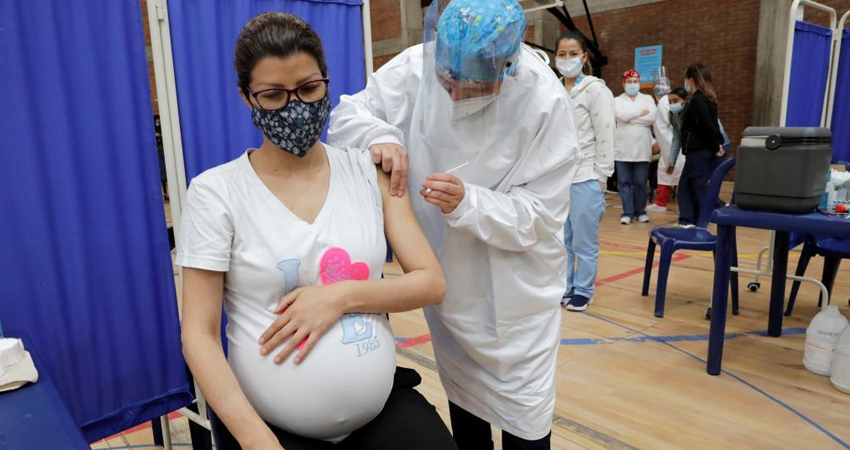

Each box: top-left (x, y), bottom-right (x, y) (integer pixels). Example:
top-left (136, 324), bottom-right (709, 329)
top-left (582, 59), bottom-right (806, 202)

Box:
top-left (623, 69), bottom-right (640, 81)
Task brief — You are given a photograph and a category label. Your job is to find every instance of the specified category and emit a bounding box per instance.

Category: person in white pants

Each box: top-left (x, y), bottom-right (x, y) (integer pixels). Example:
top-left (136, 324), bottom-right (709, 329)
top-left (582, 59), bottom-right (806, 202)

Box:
top-left (554, 32), bottom-right (615, 312)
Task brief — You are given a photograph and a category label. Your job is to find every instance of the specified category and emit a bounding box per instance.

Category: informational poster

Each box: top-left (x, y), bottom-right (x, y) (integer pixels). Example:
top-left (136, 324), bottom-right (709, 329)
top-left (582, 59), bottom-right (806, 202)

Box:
top-left (634, 45), bottom-right (664, 85)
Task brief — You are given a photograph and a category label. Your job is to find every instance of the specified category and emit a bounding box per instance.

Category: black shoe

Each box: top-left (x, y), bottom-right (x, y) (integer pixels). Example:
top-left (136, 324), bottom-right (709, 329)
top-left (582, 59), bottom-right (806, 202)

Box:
top-left (566, 295), bottom-right (593, 312)
top-left (561, 288), bottom-right (575, 305)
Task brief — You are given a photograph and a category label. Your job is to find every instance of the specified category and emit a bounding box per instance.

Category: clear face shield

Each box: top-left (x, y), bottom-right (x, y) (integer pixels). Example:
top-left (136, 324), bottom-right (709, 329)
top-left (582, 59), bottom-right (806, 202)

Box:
top-left (418, 0), bottom-right (526, 154)
top-left (654, 66), bottom-right (671, 99)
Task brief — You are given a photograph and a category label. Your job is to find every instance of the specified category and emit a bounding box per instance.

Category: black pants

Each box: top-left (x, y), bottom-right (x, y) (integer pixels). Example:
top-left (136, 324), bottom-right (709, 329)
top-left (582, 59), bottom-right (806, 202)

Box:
top-left (678, 149), bottom-right (718, 225)
top-left (607, 166), bottom-right (619, 192)
top-left (215, 367), bottom-right (457, 450)
top-left (449, 402), bottom-right (551, 450)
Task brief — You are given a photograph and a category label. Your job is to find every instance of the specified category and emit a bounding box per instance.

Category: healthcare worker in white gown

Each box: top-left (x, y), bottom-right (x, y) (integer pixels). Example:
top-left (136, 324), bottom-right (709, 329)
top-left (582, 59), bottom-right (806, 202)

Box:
top-left (648, 77), bottom-right (685, 213)
top-left (328, 0), bottom-right (579, 447)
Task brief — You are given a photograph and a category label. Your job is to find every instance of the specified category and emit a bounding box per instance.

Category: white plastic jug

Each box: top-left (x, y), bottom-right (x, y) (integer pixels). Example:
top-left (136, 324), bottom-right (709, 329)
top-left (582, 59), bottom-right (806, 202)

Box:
top-left (803, 305), bottom-right (849, 376)
top-left (830, 325), bottom-right (850, 394)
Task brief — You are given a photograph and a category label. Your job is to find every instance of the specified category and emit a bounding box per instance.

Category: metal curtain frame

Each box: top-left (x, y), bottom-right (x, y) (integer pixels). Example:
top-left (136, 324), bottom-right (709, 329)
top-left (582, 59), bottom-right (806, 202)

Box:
top-left (522, 0), bottom-right (563, 14)
top-left (363, 0), bottom-right (374, 77)
top-left (825, 10), bottom-right (850, 127)
top-left (146, 0), bottom-right (213, 448)
top-left (779, 0), bottom-right (837, 127)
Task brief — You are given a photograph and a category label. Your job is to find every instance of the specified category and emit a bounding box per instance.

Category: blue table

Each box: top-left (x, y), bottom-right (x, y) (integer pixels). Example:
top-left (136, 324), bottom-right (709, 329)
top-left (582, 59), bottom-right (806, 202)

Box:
top-left (0, 332), bottom-right (89, 449)
top-left (707, 207), bottom-right (850, 375)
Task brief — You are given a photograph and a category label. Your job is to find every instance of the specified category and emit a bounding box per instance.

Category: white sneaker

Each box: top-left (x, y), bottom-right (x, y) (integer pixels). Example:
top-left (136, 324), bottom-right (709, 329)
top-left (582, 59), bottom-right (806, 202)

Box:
top-left (646, 204), bottom-right (667, 213)
top-left (637, 214), bottom-right (650, 223)
top-left (620, 216), bottom-right (631, 225)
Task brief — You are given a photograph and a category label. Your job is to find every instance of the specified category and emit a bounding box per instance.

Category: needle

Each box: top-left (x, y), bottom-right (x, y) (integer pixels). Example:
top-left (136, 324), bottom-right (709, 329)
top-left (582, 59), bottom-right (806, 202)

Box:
top-left (426, 161), bottom-right (469, 194)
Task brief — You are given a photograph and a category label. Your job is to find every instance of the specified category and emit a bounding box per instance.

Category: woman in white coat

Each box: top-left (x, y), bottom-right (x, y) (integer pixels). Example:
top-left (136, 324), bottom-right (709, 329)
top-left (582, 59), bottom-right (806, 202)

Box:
top-left (328, 0), bottom-right (578, 448)
top-left (614, 69), bottom-right (656, 224)
top-left (648, 81), bottom-right (686, 213)
top-left (554, 32), bottom-right (614, 312)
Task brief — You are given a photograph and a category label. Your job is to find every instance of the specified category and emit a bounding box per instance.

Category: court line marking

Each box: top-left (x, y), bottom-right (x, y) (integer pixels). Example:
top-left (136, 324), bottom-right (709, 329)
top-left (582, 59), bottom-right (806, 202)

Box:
top-left (397, 333), bottom-right (431, 349)
top-left (595, 253), bottom-right (692, 287)
top-left (552, 414), bottom-right (645, 450)
top-left (586, 312), bottom-right (850, 450)
top-left (397, 347), bottom-right (439, 373)
top-left (395, 328), bottom-right (807, 349)
top-left (559, 328), bottom-right (806, 346)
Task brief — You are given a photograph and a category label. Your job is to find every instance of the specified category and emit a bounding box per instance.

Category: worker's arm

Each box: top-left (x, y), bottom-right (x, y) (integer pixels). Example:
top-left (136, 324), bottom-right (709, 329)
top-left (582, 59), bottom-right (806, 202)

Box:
top-left (669, 126), bottom-right (682, 164)
top-left (630, 96), bottom-right (657, 126)
top-left (691, 93), bottom-right (723, 150)
top-left (614, 97), bottom-right (643, 124)
top-left (588, 84), bottom-right (616, 182)
top-left (328, 49), bottom-right (417, 196)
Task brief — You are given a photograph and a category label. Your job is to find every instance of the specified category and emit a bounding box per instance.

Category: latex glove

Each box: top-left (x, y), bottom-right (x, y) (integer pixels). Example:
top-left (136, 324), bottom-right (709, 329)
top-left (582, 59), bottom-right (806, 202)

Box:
top-left (420, 173), bottom-right (465, 215)
top-left (369, 143), bottom-right (409, 197)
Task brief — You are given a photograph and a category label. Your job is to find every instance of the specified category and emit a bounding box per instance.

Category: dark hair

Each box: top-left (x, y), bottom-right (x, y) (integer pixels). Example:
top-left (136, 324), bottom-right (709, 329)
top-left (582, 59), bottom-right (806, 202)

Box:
top-left (234, 12), bottom-right (328, 95)
top-left (669, 87), bottom-right (688, 100)
top-left (556, 31), bottom-right (588, 53)
top-left (685, 63), bottom-right (718, 103)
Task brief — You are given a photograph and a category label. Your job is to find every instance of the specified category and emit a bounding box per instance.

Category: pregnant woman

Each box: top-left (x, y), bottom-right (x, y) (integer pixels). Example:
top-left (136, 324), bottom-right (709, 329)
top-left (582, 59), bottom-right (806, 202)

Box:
top-left (177, 12), bottom-right (455, 450)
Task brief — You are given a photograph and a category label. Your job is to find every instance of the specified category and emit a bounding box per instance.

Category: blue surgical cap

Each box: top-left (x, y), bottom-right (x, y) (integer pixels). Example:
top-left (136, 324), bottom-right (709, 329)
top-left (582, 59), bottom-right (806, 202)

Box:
top-left (435, 0), bottom-right (527, 83)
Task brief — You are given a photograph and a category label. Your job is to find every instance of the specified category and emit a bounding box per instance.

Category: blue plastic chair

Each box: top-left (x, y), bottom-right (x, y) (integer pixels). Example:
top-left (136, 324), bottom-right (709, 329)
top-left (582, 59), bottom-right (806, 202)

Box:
top-left (785, 235), bottom-right (850, 315)
top-left (642, 158), bottom-right (740, 318)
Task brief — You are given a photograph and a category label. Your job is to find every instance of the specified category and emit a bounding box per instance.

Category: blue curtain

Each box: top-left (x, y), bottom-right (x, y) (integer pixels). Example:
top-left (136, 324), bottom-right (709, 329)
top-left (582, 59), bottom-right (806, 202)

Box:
top-left (0, 0), bottom-right (191, 442)
top-left (830, 28), bottom-right (850, 163)
top-left (786, 21), bottom-right (833, 127)
top-left (168, 0), bottom-right (366, 180)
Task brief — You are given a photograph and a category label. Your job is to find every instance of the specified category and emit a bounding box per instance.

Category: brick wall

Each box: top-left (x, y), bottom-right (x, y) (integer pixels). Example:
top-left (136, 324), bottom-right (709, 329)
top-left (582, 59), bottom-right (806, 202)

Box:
top-left (140, 0), bottom-right (158, 115)
top-left (568, 0), bottom-right (761, 154)
top-left (371, 0), bottom-right (403, 42)
top-left (805, 0), bottom-right (850, 27)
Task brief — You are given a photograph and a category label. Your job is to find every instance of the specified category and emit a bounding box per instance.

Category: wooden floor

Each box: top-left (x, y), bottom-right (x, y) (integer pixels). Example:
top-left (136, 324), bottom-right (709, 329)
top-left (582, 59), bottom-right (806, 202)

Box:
top-left (92, 183), bottom-right (850, 449)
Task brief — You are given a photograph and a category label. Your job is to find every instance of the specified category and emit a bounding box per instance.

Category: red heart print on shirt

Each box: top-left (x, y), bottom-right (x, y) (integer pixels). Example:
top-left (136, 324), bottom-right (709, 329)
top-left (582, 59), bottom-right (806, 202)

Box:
top-left (320, 247), bottom-right (370, 285)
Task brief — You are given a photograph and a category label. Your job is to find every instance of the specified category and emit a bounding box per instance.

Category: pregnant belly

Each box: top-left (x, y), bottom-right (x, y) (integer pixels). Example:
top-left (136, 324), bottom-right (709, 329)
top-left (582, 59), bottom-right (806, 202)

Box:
top-left (227, 313), bottom-right (396, 442)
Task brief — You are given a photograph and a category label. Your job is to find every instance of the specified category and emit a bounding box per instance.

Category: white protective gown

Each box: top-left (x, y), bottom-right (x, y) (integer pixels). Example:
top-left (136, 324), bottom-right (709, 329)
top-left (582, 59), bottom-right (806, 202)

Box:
top-left (328, 44), bottom-right (579, 440)
top-left (653, 95), bottom-right (685, 185)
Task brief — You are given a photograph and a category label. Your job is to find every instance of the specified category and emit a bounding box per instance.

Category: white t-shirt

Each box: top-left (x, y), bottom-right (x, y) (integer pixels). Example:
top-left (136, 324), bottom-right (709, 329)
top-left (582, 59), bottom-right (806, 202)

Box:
top-left (176, 145), bottom-right (396, 442)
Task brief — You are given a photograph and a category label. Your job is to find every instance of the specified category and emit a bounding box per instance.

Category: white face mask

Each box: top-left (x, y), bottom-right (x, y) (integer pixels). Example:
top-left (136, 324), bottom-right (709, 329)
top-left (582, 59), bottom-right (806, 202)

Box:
top-left (451, 94), bottom-right (497, 121)
top-left (556, 55), bottom-right (584, 79)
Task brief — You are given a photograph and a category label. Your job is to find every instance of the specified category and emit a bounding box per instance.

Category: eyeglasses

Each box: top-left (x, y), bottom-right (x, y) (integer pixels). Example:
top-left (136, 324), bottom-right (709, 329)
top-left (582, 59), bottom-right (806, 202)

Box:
top-left (247, 78), bottom-right (329, 111)
top-left (436, 70), bottom-right (499, 100)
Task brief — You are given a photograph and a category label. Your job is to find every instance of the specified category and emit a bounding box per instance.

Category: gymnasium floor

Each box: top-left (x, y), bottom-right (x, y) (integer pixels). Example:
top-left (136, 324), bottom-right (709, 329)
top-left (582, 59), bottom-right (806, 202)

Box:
top-left (91, 183), bottom-right (850, 449)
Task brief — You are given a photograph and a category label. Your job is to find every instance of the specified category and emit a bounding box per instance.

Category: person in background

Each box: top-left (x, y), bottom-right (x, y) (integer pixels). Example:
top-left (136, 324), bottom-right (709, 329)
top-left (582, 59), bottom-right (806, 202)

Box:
top-left (554, 31), bottom-right (614, 312)
top-left (614, 69), bottom-right (656, 224)
top-left (676, 63), bottom-right (725, 227)
top-left (647, 81), bottom-right (686, 213)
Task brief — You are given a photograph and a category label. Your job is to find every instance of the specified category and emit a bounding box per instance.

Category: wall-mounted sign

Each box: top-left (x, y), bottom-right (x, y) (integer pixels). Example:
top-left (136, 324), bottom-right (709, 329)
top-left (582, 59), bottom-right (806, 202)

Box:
top-left (634, 45), bottom-right (663, 85)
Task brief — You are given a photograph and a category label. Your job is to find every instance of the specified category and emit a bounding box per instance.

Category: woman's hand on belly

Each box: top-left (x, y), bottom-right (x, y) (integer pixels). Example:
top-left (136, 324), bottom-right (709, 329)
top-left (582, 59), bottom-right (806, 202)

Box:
top-left (259, 283), bottom-right (349, 365)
